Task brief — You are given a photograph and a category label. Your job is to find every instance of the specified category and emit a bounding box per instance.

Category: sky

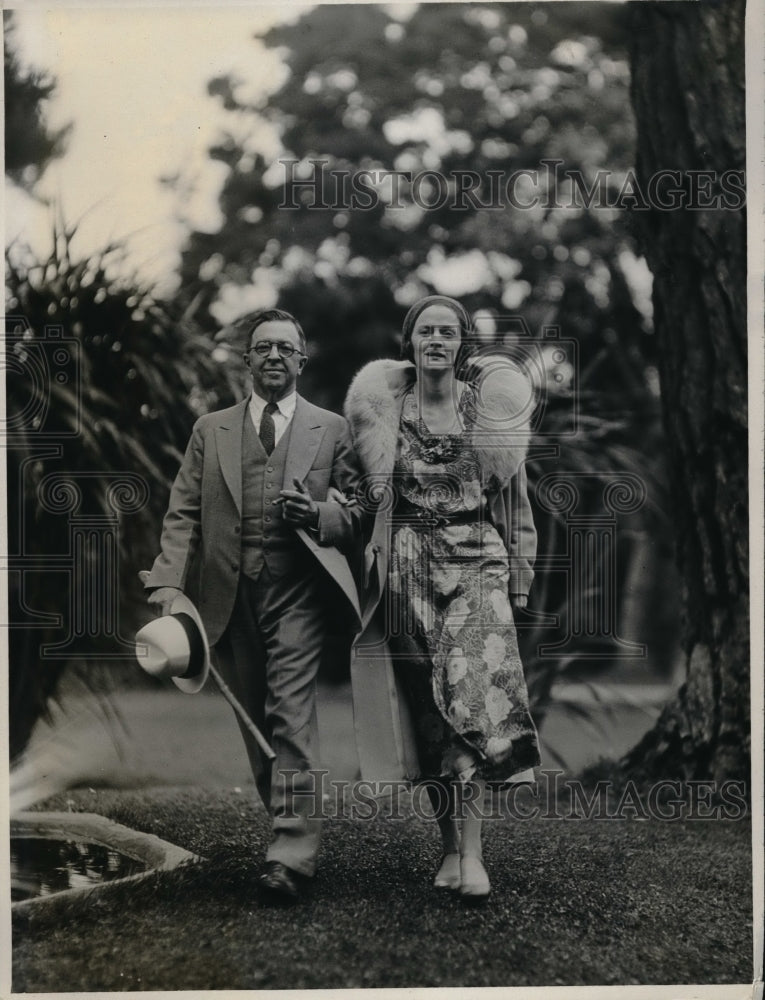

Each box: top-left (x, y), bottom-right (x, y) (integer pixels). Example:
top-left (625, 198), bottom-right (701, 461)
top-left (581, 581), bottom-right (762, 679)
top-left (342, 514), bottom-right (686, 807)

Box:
top-left (4, 5), bottom-right (298, 293)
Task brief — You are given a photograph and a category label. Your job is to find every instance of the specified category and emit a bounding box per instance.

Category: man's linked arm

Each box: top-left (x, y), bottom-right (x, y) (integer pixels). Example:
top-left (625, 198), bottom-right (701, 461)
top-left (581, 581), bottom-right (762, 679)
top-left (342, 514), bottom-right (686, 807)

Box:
top-left (313, 416), bottom-right (364, 549)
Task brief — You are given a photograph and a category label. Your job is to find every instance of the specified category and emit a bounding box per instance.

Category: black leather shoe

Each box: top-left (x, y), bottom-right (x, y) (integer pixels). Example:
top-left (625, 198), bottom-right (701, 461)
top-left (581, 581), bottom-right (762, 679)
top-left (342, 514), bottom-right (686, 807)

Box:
top-left (257, 861), bottom-right (307, 903)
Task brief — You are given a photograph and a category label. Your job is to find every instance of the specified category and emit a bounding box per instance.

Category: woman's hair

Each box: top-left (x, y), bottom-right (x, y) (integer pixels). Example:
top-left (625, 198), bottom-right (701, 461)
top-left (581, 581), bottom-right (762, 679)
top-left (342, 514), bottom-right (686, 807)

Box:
top-left (399, 295), bottom-right (473, 371)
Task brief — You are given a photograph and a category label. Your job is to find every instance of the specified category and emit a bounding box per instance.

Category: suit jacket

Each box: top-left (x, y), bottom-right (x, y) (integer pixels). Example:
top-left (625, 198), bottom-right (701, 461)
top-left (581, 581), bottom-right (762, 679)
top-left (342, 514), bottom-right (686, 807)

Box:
top-left (343, 358), bottom-right (537, 781)
top-left (145, 395), bottom-right (362, 646)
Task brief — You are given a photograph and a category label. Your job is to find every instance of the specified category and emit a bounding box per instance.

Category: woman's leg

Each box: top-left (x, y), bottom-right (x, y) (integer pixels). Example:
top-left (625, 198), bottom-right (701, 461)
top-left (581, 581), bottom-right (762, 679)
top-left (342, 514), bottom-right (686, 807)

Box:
top-left (459, 778), bottom-right (484, 857)
top-left (429, 779), bottom-right (462, 888)
top-left (428, 779), bottom-right (461, 852)
top-left (459, 779), bottom-right (490, 898)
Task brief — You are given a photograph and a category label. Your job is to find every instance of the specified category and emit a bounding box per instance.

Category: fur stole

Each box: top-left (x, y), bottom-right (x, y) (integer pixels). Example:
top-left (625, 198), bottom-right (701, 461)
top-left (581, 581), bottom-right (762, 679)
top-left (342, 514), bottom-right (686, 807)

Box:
top-left (344, 358), bottom-right (532, 487)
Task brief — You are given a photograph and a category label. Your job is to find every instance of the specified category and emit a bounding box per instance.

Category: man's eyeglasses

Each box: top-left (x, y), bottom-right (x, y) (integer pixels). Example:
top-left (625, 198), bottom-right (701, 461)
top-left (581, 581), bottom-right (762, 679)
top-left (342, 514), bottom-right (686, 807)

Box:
top-left (249, 342), bottom-right (304, 359)
top-left (414, 325), bottom-right (460, 339)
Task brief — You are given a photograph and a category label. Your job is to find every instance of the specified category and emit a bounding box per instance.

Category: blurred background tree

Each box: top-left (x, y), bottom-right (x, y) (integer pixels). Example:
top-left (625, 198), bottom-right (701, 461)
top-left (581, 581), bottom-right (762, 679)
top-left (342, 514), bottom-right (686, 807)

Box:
top-left (178, 3), bottom-right (649, 404)
top-left (3, 10), bottom-right (71, 192)
top-left (173, 1), bottom-right (680, 701)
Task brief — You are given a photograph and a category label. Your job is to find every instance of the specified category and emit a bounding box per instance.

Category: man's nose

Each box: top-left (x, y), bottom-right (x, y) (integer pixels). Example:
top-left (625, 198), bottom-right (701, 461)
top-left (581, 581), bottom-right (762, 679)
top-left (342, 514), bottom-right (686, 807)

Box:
top-left (266, 344), bottom-right (281, 359)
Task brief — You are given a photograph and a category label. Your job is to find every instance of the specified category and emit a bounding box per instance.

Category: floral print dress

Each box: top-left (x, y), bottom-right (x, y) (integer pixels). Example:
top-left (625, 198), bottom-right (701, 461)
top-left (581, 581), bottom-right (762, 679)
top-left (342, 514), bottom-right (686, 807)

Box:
top-left (387, 387), bottom-right (541, 783)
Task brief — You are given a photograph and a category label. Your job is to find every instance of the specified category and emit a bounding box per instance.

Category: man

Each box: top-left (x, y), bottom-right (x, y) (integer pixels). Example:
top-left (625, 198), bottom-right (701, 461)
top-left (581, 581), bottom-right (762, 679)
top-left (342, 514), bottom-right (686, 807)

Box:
top-left (145, 308), bottom-right (362, 902)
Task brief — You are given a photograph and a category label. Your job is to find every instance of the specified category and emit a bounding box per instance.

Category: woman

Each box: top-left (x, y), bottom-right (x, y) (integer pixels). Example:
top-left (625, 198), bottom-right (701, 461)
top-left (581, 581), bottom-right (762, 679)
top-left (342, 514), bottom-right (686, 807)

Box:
top-left (344, 295), bottom-right (540, 901)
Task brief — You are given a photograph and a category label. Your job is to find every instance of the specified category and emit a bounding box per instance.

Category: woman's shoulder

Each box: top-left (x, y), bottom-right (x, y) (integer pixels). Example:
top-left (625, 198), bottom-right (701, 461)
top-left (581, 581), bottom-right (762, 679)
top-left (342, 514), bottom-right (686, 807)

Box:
top-left (462, 354), bottom-right (535, 419)
top-left (467, 348), bottom-right (528, 376)
top-left (343, 359), bottom-right (415, 476)
top-left (344, 359), bottom-right (415, 420)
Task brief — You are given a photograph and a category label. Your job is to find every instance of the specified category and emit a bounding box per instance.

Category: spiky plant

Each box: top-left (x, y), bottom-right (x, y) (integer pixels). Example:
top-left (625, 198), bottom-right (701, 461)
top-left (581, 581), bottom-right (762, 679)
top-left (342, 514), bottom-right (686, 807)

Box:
top-left (5, 220), bottom-right (234, 759)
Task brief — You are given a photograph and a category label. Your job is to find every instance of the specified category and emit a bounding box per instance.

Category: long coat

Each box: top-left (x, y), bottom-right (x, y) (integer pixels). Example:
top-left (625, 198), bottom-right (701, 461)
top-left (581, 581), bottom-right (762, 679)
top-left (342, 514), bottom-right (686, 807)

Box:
top-left (343, 359), bottom-right (537, 782)
top-left (145, 396), bottom-right (362, 645)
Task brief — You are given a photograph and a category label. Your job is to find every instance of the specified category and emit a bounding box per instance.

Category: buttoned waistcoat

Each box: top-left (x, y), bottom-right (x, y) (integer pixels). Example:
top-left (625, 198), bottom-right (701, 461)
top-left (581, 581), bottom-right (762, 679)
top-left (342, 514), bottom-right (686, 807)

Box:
top-left (146, 396), bottom-right (362, 646)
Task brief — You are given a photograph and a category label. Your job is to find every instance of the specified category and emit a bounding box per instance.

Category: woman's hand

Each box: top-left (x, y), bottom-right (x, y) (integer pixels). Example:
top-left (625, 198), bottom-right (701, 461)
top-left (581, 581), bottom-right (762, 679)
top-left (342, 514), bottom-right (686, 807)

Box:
top-left (327, 486), bottom-right (350, 505)
top-left (510, 594), bottom-right (528, 612)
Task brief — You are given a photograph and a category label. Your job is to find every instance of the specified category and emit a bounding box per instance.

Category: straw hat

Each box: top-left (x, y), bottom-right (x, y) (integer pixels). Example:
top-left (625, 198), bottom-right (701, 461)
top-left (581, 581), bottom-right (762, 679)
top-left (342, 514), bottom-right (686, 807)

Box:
top-left (134, 593), bottom-right (210, 694)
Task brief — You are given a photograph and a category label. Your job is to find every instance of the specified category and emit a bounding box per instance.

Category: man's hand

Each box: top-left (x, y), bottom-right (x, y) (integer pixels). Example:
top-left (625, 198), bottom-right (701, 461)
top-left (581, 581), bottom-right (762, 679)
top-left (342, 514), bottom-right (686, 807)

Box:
top-left (510, 594), bottom-right (528, 612)
top-left (276, 478), bottom-right (319, 529)
top-left (147, 586), bottom-right (183, 617)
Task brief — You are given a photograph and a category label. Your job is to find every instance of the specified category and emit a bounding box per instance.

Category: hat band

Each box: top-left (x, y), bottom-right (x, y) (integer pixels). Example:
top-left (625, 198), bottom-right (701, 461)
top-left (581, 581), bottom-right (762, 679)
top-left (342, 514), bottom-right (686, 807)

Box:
top-left (173, 612), bottom-right (204, 679)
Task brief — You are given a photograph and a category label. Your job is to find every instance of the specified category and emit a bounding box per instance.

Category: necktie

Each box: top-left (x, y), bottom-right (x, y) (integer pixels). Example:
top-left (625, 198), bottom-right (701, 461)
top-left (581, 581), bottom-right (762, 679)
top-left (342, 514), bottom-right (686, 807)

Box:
top-left (259, 402), bottom-right (278, 455)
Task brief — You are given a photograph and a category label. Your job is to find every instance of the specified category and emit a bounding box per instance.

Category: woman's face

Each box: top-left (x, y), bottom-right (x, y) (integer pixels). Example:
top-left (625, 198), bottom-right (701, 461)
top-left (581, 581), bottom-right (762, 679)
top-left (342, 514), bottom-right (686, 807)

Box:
top-left (410, 304), bottom-right (462, 373)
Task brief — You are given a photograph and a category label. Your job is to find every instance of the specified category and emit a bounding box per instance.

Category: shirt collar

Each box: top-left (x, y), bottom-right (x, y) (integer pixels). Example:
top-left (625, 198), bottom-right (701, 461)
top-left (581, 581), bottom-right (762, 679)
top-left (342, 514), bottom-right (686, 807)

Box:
top-left (248, 389), bottom-right (297, 422)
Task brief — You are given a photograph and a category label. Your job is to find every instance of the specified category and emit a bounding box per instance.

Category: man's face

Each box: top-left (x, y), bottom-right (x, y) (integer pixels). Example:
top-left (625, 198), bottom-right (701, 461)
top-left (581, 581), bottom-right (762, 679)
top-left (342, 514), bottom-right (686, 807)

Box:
top-left (244, 320), bottom-right (306, 401)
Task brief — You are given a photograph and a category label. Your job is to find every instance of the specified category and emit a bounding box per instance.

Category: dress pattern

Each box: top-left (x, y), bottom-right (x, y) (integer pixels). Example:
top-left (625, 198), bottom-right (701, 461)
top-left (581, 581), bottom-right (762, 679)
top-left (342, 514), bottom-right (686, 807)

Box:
top-left (387, 388), bottom-right (541, 782)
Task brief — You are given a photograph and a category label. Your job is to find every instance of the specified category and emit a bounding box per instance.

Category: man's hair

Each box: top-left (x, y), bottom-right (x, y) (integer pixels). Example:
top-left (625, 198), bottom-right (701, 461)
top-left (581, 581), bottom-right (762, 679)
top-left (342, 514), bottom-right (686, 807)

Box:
top-left (242, 308), bottom-right (307, 353)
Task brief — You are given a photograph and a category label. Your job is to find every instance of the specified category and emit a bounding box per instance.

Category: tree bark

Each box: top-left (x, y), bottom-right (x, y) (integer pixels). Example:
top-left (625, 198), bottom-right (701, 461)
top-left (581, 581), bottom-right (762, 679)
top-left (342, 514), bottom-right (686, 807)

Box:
top-left (622, 0), bottom-right (748, 782)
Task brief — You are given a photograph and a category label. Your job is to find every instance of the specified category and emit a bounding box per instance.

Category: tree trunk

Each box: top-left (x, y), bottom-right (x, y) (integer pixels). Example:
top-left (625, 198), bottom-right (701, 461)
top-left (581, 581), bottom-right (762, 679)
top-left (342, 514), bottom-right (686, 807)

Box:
top-left (622, 0), bottom-right (748, 782)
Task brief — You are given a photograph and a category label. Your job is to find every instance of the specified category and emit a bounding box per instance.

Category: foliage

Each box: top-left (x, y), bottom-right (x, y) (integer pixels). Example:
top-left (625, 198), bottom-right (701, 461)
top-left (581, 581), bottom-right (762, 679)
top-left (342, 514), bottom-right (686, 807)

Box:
top-left (177, 3), bottom-right (649, 390)
top-left (175, 1), bottom-right (678, 691)
top-left (5, 222), bottom-right (234, 758)
top-left (4, 11), bottom-right (71, 190)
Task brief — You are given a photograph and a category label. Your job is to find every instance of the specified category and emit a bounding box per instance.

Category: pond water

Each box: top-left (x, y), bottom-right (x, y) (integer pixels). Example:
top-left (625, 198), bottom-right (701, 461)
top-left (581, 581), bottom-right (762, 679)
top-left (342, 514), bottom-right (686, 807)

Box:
top-left (11, 836), bottom-right (148, 901)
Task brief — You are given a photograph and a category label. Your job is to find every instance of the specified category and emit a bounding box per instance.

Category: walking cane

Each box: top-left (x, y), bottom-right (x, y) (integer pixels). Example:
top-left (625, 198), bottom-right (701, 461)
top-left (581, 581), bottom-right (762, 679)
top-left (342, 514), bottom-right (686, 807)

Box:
top-left (137, 572), bottom-right (276, 761)
top-left (207, 662), bottom-right (276, 761)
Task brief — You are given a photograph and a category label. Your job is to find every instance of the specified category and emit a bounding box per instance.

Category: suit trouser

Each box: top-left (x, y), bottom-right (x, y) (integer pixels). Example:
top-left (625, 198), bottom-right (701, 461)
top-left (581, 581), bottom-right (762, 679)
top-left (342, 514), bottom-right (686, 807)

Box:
top-left (213, 563), bottom-right (325, 876)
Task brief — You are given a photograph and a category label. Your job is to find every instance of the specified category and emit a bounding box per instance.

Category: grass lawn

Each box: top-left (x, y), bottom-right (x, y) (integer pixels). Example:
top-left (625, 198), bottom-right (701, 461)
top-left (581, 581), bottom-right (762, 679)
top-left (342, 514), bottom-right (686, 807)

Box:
top-left (12, 785), bottom-right (752, 991)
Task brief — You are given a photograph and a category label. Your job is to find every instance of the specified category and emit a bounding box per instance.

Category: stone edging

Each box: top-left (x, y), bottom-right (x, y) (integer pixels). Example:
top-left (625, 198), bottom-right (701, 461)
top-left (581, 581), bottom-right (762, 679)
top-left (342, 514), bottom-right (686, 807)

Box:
top-left (11, 811), bottom-right (200, 915)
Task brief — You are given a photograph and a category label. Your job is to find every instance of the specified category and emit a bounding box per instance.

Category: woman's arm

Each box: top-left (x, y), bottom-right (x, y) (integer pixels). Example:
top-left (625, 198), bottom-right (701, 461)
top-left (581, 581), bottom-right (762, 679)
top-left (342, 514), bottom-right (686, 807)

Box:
top-left (502, 463), bottom-right (537, 600)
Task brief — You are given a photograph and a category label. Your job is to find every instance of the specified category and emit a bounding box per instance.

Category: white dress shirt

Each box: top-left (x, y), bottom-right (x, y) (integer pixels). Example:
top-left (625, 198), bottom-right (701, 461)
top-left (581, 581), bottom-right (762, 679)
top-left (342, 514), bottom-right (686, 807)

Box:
top-left (248, 390), bottom-right (297, 446)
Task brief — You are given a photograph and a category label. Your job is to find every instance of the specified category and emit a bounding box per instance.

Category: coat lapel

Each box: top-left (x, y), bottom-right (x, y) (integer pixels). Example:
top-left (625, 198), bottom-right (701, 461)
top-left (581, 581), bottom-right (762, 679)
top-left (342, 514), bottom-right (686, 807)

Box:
top-left (283, 397), bottom-right (326, 488)
top-left (214, 400), bottom-right (247, 515)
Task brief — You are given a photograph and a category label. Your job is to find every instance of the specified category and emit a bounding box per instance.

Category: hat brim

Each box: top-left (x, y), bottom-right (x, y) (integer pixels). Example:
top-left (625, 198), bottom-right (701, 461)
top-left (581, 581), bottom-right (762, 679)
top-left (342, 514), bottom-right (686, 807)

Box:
top-left (169, 593), bottom-right (211, 694)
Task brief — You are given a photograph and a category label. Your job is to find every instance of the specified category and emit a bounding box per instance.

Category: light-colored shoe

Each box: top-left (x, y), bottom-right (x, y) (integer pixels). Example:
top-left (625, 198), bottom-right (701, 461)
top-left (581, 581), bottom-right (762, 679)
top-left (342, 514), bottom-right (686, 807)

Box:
top-left (459, 855), bottom-right (490, 901)
top-left (433, 852), bottom-right (462, 890)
